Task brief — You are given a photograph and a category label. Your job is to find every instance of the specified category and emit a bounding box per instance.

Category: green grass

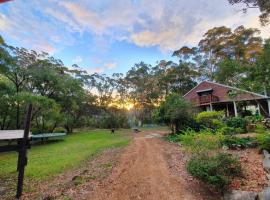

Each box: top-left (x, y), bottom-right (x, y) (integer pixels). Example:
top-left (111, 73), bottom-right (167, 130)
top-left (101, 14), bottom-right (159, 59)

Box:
top-left (0, 129), bottom-right (130, 180)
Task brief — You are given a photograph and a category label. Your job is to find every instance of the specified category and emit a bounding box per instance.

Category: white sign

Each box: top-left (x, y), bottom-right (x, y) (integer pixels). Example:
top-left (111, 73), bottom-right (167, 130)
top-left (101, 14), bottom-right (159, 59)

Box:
top-left (0, 130), bottom-right (28, 140)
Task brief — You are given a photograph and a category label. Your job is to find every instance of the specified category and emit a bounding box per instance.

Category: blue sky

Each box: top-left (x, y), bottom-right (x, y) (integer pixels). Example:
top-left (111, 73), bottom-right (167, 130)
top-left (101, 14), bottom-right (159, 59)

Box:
top-left (0, 0), bottom-right (269, 75)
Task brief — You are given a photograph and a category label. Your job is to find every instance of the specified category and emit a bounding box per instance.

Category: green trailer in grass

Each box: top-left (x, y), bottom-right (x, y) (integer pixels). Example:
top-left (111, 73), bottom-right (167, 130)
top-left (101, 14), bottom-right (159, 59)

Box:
top-left (31, 133), bottom-right (66, 141)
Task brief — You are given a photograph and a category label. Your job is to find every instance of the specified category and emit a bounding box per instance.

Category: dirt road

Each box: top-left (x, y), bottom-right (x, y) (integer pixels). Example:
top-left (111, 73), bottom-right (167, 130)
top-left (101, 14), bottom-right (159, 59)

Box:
top-left (90, 131), bottom-right (219, 200)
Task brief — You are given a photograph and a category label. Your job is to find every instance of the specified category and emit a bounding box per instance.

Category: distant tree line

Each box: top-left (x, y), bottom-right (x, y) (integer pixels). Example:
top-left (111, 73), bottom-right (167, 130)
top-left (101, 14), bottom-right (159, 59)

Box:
top-left (1, 24), bottom-right (270, 132)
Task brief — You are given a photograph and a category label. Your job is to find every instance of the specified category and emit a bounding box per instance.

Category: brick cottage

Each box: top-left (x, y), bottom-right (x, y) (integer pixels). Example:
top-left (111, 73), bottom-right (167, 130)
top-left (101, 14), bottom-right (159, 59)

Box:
top-left (184, 81), bottom-right (270, 117)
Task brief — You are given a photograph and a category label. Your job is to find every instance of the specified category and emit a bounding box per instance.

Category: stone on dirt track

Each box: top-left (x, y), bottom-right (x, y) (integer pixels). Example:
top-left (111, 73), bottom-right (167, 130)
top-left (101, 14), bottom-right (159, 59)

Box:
top-left (263, 150), bottom-right (270, 173)
top-left (224, 190), bottom-right (258, 200)
top-left (258, 187), bottom-right (270, 200)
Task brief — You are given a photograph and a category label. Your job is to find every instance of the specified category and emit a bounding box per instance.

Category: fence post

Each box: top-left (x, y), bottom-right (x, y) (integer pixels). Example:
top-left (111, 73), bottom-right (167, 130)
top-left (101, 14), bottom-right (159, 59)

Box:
top-left (16, 104), bottom-right (32, 199)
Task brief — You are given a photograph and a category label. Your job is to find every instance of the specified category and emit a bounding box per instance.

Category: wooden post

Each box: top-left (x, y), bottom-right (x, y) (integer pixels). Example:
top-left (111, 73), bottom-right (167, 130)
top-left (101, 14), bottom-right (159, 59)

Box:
top-left (233, 101), bottom-right (238, 117)
top-left (16, 104), bottom-right (32, 199)
top-left (226, 104), bottom-right (229, 117)
top-left (267, 99), bottom-right (270, 117)
top-left (257, 102), bottom-right (261, 116)
top-left (210, 103), bottom-right (213, 111)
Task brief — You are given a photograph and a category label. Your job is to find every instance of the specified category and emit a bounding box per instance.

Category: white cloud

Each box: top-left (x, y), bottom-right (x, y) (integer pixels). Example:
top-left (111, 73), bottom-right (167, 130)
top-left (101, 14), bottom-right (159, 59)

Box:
top-left (104, 62), bottom-right (117, 70)
top-left (73, 56), bottom-right (83, 64)
top-left (84, 61), bottom-right (117, 74)
top-left (86, 67), bottom-right (105, 74)
top-left (0, 0), bottom-right (269, 54)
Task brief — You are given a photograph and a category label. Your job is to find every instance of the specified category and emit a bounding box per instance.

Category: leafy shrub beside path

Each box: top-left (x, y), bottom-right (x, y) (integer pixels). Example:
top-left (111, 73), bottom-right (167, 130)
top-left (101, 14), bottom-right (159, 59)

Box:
top-left (187, 153), bottom-right (242, 192)
top-left (179, 129), bottom-right (224, 153)
top-left (257, 133), bottom-right (270, 152)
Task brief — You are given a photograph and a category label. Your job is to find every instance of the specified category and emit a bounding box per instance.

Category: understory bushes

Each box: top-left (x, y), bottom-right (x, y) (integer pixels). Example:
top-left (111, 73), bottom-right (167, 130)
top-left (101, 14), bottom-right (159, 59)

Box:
top-left (166, 110), bottom-right (270, 192)
top-left (257, 133), bottom-right (270, 152)
top-left (179, 129), bottom-right (224, 153)
top-left (187, 153), bottom-right (242, 191)
top-left (196, 111), bottom-right (225, 130)
top-left (219, 126), bottom-right (244, 135)
top-left (225, 117), bottom-right (247, 133)
top-left (176, 111), bottom-right (245, 192)
top-left (245, 115), bottom-right (264, 124)
top-left (221, 136), bottom-right (256, 149)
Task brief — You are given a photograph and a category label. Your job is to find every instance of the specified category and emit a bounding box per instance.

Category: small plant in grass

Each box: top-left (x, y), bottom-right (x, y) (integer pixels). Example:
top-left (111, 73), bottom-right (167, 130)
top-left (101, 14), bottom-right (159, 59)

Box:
top-left (72, 175), bottom-right (84, 186)
top-left (187, 153), bottom-right (242, 192)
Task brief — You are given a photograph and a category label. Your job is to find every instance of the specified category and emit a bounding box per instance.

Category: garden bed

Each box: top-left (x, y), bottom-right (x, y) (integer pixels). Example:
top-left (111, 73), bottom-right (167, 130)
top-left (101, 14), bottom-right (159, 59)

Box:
top-left (228, 148), bottom-right (268, 192)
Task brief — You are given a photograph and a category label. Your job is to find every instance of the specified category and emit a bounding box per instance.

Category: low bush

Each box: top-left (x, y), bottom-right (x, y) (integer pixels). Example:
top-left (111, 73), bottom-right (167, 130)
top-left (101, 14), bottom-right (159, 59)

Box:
top-left (53, 127), bottom-right (66, 133)
top-left (225, 117), bottom-right (247, 133)
top-left (221, 136), bottom-right (256, 149)
top-left (180, 129), bottom-right (224, 153)
top-left (245, 115), bottom-right (264, 124)
top-left (196, 111), bottom-right (225, 130)
top-left (218, 126), bottom-right (245, 135)
top-left (219, 127), bottom-right (235, 135)
top-left (257, 133), bottom-right (270, 151)
top-left (235, 127), bottom-right (245, 134)
top-left (166, 134), bottom-right (181, 143)
top-left (255, 124), bottom-right (267, 134)
top-left (187, 153), bottom-right (242, 192)
top-left (184, 118), bottom-right (201, 132)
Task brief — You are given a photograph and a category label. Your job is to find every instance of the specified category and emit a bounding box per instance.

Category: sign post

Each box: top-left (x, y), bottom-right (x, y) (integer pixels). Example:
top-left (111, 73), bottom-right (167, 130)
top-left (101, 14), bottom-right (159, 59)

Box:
top-left (0, 104), bottom-right (32, 198)
top-left (16, 104), bottom-right (32, 199)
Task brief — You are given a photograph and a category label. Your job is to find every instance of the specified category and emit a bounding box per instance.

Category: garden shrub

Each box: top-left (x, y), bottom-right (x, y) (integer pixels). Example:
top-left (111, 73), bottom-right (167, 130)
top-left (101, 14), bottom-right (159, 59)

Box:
top-left (218, 126), bottom-right (245, 135)
top-left (241, 110), bottom-right (253, 117)
top-left (245, 115), bottom-right (264, 124)
top-left (53, 127), bottom-right (66, 133)
top-left (257, 133), bottom-right (270, 151)
top-left (180, 129), bottom-right (224, 153)
top-left (184, 118), bottom-right (201, 132)
top-left (166, 134), bottom-right (181, 143)
top-left (255, 124), bottom-right (267, 134)
top-left (234, 127), bottom-right (245, 134)
top-left (221, 136), bottom-right (256, 149)
top-left (219, 126), bottom-right (235, 135)
top-left (225, 117), bottom-right (247, 133)
top-left (187, 153), bottom-right (242, 192)
top-left (196, 111), bottom-right (225, 129)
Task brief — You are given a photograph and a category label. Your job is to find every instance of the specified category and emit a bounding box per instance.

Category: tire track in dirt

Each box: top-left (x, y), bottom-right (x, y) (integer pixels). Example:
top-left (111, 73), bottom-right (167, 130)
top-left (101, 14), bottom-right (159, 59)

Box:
top-left (89, 131), bottom-right (218, 200)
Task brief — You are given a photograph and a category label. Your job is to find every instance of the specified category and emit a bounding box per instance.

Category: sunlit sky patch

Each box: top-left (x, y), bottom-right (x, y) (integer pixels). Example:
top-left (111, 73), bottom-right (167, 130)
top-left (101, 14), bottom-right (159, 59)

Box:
top-left (0, 0), bottom-right (269, 75)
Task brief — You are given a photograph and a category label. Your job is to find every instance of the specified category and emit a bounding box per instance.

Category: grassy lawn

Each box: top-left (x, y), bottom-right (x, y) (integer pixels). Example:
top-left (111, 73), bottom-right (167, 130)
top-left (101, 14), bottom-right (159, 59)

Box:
top-left (0, 129), bottom-right (130, 181)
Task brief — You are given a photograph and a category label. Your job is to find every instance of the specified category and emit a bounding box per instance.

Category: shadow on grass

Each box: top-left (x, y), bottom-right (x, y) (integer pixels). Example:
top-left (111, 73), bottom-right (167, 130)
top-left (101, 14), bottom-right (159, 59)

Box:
top-left (31, 139), bottom-right (65, 146)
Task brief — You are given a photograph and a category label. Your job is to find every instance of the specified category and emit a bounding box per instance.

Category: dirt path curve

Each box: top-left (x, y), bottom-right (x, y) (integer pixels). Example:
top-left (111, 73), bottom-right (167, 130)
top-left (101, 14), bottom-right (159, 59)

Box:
top-left (89, 131), bottom-right (218, 200)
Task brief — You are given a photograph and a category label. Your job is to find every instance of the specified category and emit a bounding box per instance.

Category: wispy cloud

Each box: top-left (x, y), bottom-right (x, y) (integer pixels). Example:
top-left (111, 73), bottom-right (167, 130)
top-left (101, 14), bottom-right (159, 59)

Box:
top-left (0, 0), bottom-right (269, 54)
top-left (104, 62), bottom-right (117, 70)
top-left (85, 61), bottom-right (117, 74)
top-left (73, 56), bottom-right (83, 64)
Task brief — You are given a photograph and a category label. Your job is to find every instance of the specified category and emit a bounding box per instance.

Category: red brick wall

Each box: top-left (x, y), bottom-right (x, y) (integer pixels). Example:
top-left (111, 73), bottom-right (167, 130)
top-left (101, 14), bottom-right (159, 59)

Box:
top-left (184, 81), bottom-right (265, 105)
